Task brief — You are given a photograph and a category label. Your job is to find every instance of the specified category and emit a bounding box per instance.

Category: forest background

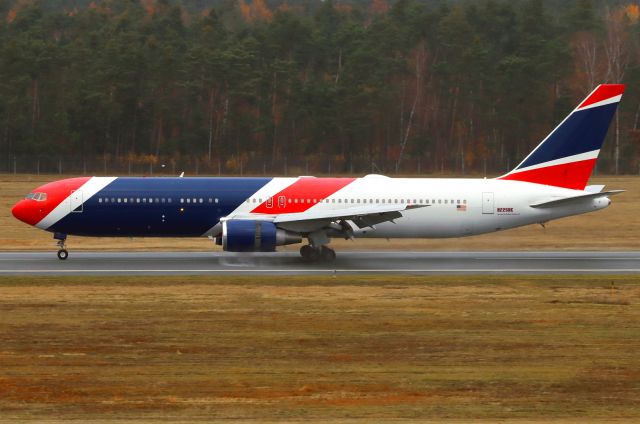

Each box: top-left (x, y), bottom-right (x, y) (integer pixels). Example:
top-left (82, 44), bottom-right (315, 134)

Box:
top-left (1, 0), bottom-right (640, 176)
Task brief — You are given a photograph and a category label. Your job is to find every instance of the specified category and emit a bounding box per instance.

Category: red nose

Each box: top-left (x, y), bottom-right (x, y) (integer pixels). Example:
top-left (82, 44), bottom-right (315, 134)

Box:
top-left (12, 199), bottom-right (42, 226)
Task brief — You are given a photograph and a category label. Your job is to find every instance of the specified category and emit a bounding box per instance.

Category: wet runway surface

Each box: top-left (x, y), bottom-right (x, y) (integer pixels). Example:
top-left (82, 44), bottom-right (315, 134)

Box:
top-left (0, 251), bottom-right (639, 275)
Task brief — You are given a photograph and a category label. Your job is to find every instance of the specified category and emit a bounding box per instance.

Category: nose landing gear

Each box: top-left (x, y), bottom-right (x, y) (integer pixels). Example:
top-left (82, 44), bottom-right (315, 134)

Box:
top-left (54, 232), bottom-right (68, 260)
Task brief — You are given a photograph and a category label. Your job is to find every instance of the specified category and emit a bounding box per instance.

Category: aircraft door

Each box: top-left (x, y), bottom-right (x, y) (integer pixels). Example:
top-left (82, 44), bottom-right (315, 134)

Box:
top-left (278, 195), bottom-right (286, 209)
top-left (482, 192), bottom-right (494, 214)
top-left (70, 190), bottom-right (84, 213)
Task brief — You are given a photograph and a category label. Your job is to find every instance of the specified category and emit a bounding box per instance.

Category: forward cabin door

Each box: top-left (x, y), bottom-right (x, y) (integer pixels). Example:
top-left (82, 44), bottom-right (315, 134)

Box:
top-left (70, 190), bottom-right (84, 213)
top-left (482, 192), bottom-right (494, 214)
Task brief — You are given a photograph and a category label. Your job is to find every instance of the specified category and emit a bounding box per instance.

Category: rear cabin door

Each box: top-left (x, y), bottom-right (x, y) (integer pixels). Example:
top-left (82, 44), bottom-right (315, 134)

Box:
top-left (482, 192), bottom-right (494, 214)
top-left (70, 190), bottom-right (84, 213)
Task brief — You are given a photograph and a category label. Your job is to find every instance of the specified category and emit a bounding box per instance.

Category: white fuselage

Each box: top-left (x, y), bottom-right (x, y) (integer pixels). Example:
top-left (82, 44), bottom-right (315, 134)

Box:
top-left (228, 175), bottom-right (610, 238)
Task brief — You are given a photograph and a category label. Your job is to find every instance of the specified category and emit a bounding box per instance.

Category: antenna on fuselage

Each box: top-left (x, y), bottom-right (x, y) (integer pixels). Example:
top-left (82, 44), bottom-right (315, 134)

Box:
top-left (179, 172), bottom-right (184, 178)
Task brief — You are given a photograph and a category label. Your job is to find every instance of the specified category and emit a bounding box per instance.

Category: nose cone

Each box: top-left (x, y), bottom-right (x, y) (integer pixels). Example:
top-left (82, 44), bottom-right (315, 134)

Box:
top-left (12, 200), bottom-right (41, 226)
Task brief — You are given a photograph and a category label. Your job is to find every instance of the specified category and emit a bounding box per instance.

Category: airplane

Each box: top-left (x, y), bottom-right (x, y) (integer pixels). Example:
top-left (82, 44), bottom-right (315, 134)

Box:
top-left (12, 84), bottom-right (625, 261)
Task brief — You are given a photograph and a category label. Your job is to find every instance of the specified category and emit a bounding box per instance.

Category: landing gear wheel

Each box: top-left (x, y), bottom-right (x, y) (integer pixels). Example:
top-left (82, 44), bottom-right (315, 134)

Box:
top-left (320, 246), bottom-right (336, 262)
top-left (57, 249), bottom-right (68, 260)
top-left (300, 245), bottom-right (319, 261)
top-left (300, 245), bottom-right (313, 259)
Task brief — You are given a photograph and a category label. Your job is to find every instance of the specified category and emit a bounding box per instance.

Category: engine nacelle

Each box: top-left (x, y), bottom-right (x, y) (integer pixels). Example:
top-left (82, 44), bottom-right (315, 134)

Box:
top-left (220, 220), bottom-right (301, 252)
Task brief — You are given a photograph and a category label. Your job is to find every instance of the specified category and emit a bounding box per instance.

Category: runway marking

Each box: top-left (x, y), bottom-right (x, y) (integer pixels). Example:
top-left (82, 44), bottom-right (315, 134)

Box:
top-left (474, 257), bottom-right (638, 260)
top-left (1, 269), bottom-right (640, 274)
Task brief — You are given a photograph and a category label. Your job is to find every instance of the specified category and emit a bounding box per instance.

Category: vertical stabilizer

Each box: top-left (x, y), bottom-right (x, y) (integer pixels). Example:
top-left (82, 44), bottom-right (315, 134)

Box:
top-left (499, 84), bottom-right (624, 190)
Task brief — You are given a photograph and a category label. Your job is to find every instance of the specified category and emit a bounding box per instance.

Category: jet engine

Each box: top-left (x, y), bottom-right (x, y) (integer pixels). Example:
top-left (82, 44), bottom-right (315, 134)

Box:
top-left (219, 220), bottom-right (301, 252)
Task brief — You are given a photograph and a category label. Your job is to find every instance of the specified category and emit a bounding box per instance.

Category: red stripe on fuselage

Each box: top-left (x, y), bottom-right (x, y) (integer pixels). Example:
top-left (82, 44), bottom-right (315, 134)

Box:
top-left (498, 159), bottom-right (596, 190)
top-left (251, 177), bottom-right (356, 214)
top-left (578, 84), bottom-right (624, 109)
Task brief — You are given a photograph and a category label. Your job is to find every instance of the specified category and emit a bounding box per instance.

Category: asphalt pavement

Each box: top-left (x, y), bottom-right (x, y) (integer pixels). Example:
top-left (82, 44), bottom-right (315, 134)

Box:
top-left (0, 251), bottom-right (638, 275)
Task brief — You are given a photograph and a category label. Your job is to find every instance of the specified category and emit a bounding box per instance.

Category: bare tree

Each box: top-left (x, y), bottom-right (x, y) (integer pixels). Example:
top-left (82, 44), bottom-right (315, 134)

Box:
top-left (573, 31), bottom-right (600, 92)
top-left (604, 8), bottom-right (629, 174)
top-left (396, 44), bottom-right (427, 173)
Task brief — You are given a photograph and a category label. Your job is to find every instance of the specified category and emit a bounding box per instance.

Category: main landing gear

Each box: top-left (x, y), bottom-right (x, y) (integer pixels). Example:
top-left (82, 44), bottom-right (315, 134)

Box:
top-left (300, 245), bottom-right (336, 262)
top-left (54, 232), bottom-right (68, 260)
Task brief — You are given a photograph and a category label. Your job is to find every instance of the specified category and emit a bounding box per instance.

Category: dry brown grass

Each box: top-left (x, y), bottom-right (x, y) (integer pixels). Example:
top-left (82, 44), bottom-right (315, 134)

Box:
top-left (0, 275), bottom-right (639, 422)
top-left (1, 174), bottom-right (639, 251)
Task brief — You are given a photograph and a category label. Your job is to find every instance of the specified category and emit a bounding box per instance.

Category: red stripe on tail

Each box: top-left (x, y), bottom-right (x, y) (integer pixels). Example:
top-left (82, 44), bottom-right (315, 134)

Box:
top-left (499, 159), bottom-right (597, 190)
top-left (578, 84), bottom-right (624, 109)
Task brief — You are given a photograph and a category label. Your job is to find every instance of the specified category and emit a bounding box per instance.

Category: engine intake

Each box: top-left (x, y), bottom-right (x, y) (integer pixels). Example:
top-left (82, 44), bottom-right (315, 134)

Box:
top-left (221, 220), bottom-right (301, 252)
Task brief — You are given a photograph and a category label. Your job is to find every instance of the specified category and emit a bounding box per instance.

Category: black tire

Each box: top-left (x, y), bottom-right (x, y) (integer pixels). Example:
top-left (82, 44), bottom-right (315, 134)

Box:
top-left (57, 249), bottom-right (68, 260)
top-left (320, 246), bottom-right (336, 262)
top-left (300, 245), bottom-right (313, 259)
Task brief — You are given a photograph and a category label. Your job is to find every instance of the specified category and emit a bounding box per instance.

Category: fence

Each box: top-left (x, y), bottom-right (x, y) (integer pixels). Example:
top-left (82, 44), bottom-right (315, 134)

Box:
top-left (0, 154), bottom-right (626, 177)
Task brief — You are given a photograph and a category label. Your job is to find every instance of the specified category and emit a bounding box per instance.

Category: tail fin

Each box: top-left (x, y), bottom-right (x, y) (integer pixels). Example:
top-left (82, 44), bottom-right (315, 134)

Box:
top-left (499, 84), bottom-right (624, 190)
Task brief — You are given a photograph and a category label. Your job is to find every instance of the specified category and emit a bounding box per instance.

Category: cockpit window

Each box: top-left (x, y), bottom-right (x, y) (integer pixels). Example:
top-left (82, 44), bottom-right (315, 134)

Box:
top-left (25, 192), bottom-right (47, 201)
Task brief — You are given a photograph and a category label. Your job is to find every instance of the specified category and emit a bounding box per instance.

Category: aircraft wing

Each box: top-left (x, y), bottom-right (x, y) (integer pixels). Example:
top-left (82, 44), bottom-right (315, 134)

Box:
top-left (218, 204), bottom-right (425, 231)
top-left (530, 190), bottom-right (624, 208)
top-left (272, 204), bottom-right (427, 227)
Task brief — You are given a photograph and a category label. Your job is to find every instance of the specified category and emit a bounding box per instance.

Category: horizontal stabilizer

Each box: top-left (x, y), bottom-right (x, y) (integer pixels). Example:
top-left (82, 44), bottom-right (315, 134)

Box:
top-left (584, 185), bottom-right (605, 193)
top-left (530, 190), bottom-right (624, 208)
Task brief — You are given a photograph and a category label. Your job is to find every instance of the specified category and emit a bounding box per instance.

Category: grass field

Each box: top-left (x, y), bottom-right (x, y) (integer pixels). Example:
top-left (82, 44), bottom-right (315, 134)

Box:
top-left (0, 275), bottom-right (639, 422)
top-left (1, 174), bottom-right (639, 252)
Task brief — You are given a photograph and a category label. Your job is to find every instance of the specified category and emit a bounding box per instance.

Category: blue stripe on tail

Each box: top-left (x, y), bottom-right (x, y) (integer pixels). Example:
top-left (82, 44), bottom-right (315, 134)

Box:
top-left (517, 102), bottom-right (618, 170)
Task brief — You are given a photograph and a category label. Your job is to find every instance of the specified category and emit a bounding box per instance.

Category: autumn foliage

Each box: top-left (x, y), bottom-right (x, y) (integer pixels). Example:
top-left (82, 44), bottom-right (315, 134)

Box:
top-left (1, 0), bottom-right (640, 175)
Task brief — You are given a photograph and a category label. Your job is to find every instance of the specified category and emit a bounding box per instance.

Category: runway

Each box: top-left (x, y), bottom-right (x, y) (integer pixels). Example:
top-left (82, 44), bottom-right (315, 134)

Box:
top-left (0, 251), bottom-right (639, 275)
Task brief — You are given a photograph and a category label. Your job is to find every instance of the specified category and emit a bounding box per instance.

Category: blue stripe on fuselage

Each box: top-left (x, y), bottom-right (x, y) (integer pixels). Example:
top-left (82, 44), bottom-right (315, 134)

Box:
top-left (49, 177), bottom-right (272, 237)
